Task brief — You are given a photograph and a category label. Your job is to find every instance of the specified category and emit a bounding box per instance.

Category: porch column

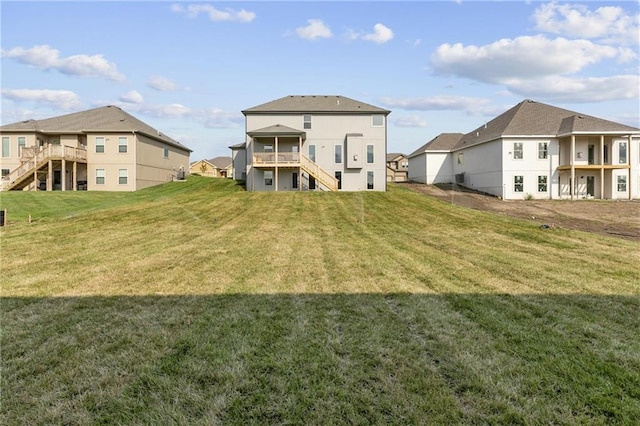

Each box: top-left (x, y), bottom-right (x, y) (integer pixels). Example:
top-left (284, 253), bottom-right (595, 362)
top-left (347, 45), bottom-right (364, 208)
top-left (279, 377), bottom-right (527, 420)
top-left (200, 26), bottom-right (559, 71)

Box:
top-left (570, 135), bottom-right (575, 201)
top-left (73, 161), bottom-right (77, 191)
top-left (61, 158), bottom-right (66, 191)
top-left (47, 159), bottom-right (53, 191)
top-left (600, 135), bottom-right (604, 199)
top-left (34, 167), bottom-right (38, 191)
top-left (299, 136), bottom-right (302, 191)
top-left (274, 137), bottom-right (279, 192)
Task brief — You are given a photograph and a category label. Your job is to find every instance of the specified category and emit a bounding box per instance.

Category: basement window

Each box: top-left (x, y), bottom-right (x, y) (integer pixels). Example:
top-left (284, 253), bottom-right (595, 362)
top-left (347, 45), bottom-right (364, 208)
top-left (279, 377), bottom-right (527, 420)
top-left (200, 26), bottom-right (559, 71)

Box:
top-left (617, 175), bottom-right (627, 192)
top-left (264, 170), bottom-right (273, 186)
top-left (96, 169), bottom-right (105, 185)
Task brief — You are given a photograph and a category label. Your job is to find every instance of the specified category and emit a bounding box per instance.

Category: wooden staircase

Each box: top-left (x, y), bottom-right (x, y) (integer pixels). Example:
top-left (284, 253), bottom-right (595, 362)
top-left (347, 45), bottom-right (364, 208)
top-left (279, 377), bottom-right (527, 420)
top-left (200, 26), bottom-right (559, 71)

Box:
top-left (300, 154), bottom-right (338, 191)
top-left (1, 144), bottom-right (87, 191)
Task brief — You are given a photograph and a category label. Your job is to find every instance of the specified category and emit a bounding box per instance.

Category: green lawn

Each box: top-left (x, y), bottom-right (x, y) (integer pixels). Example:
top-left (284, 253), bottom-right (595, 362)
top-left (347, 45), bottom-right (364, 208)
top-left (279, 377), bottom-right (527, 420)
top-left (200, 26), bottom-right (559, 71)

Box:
top-left (2, 176), bottom-right (639, 424)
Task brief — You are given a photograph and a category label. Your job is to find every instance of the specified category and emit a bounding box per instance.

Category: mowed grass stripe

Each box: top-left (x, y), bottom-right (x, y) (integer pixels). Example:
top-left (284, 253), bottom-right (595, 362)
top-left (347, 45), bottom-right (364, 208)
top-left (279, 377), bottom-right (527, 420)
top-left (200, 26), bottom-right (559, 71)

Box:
top-left (1, 176), bottom-right (639, 423)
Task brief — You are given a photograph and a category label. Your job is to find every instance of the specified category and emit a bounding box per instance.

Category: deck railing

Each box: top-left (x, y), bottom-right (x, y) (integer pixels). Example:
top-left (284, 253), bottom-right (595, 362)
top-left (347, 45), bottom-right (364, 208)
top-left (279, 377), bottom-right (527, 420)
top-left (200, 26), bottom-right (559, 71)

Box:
top-left (1, 144), bottom-right (87, 190)
top-left (253, 152), bottom-right (300, 165)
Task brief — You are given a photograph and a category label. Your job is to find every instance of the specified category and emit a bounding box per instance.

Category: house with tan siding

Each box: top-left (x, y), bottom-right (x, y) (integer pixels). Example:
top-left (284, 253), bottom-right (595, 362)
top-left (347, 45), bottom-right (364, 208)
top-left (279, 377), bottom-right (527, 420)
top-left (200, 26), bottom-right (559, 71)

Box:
top-left (232, 95), bottom-right (391, 191)
top-left (190, 156), bottom-right (232, 178)
top-left (408, 100), bottom-right (639, 200)
top-left (1, 106), bottom-right (191, 191)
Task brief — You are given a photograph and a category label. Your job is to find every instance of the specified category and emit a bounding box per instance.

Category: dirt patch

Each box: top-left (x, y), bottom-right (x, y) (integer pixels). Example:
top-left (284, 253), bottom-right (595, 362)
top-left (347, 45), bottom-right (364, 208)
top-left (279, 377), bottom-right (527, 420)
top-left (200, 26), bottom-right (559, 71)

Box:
top-left (401, 182), bottom-right (640, 241)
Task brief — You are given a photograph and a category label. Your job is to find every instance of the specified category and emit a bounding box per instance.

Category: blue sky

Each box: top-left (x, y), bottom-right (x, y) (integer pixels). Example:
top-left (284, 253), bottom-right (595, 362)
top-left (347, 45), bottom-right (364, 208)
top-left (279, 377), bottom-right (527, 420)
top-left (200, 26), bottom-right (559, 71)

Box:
top-left (1, 1), bottom-right (639, 160)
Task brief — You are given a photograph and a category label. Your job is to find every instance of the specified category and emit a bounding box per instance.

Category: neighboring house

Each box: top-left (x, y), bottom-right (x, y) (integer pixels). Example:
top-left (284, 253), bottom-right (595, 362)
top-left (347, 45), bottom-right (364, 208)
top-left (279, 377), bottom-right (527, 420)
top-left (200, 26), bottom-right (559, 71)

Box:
top-left (190, 156), bottom-right (232, 178)
top-left (232, 95), bottom-right (391, 191)
top-left (386, 152), bottom-right (408, 182)
top-left (408, 133), bottom-right (464, 185)
top-left (408, 99), bottom-right (640, 200)
top-left (229, 142), bottom-right (246, 181)
top-left (1, 106), bottom-right (191, 191)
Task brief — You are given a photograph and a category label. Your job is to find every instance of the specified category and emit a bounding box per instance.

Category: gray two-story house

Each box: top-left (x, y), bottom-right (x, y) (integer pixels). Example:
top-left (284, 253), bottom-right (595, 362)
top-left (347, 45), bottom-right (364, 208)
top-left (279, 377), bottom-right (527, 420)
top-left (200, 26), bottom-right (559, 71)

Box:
top-left (232, 95), bottom-right (391, 191)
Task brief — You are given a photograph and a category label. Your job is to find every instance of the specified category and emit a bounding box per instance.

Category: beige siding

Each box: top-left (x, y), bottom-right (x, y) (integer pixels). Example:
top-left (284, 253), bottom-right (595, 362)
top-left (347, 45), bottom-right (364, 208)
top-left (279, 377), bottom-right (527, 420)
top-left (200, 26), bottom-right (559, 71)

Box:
top-left (85, 133), bottom-right (136, 191)
top-left (135, 134), bottom-right (190, 190)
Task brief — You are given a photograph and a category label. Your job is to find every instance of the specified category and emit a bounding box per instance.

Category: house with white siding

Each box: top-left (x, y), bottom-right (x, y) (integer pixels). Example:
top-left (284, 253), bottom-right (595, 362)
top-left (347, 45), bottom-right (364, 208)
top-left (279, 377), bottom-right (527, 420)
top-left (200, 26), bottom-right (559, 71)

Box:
top-left (408, 100), bottom-right (639, 200)
top-left (232, 95), bottom-right (391, 191)
top-left (0, 106), bottom-right (191, 191)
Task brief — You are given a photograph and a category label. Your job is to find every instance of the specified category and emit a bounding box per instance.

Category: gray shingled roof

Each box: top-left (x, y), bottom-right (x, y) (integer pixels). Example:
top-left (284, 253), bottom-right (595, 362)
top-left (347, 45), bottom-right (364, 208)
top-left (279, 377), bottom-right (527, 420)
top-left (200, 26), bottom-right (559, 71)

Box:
top-left (242, 95), bottom-right (390, 115)
top-left (208, 156), bottom-right (232, 169)
top-left (247, 124), bottom-right (307, 140)
top-left (453, 99), bottom-right (639, 151)
top-left (229, 142), bottom-right (246, 149)
top-left (386, 152), bottom-right (406, 162)
top-left (0, 105), bottom-right (191, 152)
top-left (408, 133), bottom-right (464, 158)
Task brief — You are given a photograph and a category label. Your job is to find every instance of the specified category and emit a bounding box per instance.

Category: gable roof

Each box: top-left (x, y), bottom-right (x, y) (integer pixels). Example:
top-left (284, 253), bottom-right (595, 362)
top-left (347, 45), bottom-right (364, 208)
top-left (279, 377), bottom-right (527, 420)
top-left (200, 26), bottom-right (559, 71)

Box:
top-left (247, 124), bottom-right (307, 140)
top-left (209, 156), bottom-right (232, 169)
top-left (408, 133), bottom-right (464, 158)
top-left (453, 99), bottom-right (639, 151)
top-left (386, 152), bottom-right (406, 162)
top-left (0, 105), bottom-right (191, 152)
top-left (242, 95), bottom-right (390, 115)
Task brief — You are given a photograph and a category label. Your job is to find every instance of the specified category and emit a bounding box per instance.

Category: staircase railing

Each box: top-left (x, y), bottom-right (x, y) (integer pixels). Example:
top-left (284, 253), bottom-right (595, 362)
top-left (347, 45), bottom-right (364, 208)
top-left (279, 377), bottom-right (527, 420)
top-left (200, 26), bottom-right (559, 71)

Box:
top-left (300, 154), bottom-right (338, 191)
top-left (1, 144), bottom-right (87, 191)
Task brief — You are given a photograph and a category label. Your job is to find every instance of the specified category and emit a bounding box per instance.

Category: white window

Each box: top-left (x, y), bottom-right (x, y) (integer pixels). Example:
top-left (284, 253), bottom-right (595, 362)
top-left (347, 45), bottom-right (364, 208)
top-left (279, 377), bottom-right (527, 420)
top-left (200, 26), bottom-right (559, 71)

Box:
top-left (18, 137), bottom-right (26, 155)
top-left (367, 171), bottom-right (374, 189)
top-left (372, 115), bottom-right (384, 126)
top-left (335, 145), bottom-right (342, 164)
top-left (513, 142), bottom-right (523, 160)
top-left (2, 137), bottom-right (9, 157)
top-left (619, 142), bottom-right (627, 164)
top-left (163, 147), bottom-right (169, 158)
top-left (303, 114), bottom-right (312, 130)
top-left (96, 169), bottom-right (105, 185)
top-left (96, 137), bottom-right (105, 153)
top-left (118, 137), bottom-right (128, 153)
top-left (308, 145), bottom-right (316, 162)
top-left (538, 142), bottom-right (548, 159)
top-left (457, 153), bottom-right (464, 164)
top-left (514, 175), bottom-right (523, 192)
top-left (118, 169), bottom-right (128, 185)
top-left (538, 175), bottom-right (548, 192)
top-left (617, 175), bottom-right (627, 192)
top-left (2, 169), bottom-right (10, 177)
top-left (264, 170), bottom-right (273, 186)
top-left (366, 144), bottom-right (374, 163)
top-left (264, 145), bottom-right (273, 153)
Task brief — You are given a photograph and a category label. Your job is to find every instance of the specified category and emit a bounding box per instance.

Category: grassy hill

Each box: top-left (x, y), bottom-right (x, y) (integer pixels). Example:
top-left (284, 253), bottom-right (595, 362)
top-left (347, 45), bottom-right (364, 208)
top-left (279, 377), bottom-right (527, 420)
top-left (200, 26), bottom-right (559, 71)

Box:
top-left (2, 176), bottom-right (639, 424)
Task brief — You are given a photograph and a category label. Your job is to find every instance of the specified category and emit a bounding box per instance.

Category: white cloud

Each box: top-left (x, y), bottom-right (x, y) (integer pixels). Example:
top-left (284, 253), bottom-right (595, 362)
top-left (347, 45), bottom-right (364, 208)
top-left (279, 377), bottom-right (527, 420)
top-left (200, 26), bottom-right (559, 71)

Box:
top-left (139, 103), bottom-right (192, 118)
top-left (533, 2), bottom-right (640, 45)
top-left (381, 95), bottom-right (494, 113)
top-left (189, 108), bottom-right (243, 128)
top-left (362, 23), bottom-right (394, 44)
top-left (0, 45), bottom-right (125, 82)
top-left (119, 90), bottom-right (144, 104)
top-left (296, 19), bottom-right (332, 40)
top-left (347, 23), bottom-right (394, 44)
top-left (147, 76), bottom-right (178, 92)
top-left (505, 75), bottom-right (640, 103)
top-left (430, 35), bottom-right (634, 84)
top-left (393, 115), bottom-right (429, 128)
top-left (171, 3), bottom-right (255, 22)
top-left (1, 88), bottom-right (82, 110)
